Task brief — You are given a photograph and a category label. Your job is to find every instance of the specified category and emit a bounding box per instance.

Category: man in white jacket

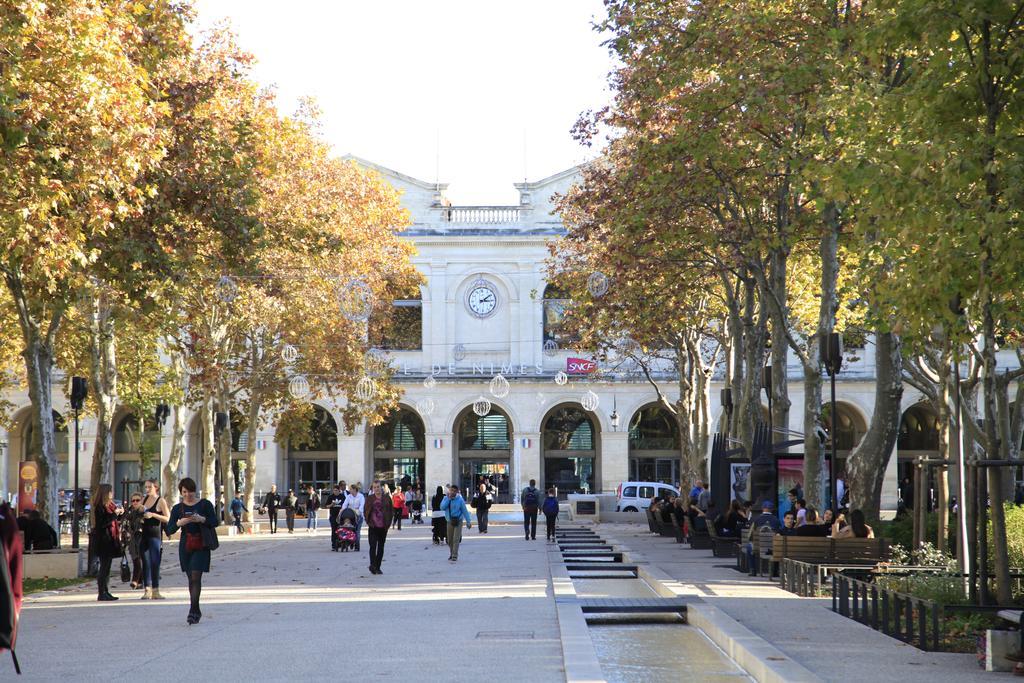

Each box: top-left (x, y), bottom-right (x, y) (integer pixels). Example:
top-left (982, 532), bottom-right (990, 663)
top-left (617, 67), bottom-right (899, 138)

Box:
top-left (342, 484), bottom-right (365, 552)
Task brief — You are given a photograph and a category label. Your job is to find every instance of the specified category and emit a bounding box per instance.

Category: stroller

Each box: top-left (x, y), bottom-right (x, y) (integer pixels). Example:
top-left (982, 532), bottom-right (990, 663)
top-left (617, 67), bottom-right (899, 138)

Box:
top-left (431, 511), bottom-right (447, 545)
top-left (411, 499), bottom-right (424, 525)
top-left (335, 508), bottom-right (358, 552)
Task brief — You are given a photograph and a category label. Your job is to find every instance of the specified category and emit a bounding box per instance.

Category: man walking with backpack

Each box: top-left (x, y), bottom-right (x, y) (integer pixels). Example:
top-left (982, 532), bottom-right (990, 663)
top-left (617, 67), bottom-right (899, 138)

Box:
top-left (542, 488), bottom-right (560, 542)
top-left (521, 479), bottom-right (540, 541)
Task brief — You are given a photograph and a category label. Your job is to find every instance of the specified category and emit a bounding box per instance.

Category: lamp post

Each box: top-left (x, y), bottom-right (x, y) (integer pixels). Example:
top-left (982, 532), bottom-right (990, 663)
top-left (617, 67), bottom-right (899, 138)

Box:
top-left (822, 333), bottom-right (842, 512)
top-left (762, 365), bottom-right (773, 441)
top-left (610, 395), bottom-right (620, 432)
top-left (70, 376), bottom-right (88, 549)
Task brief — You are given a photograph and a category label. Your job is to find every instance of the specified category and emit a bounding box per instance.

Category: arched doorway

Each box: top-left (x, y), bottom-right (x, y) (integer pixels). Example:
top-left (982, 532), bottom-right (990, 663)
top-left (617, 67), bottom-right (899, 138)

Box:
top-left (22, 410), bottom-right (69, 488)
top-left (629, 405), bottom-right (680, 485)
top-left (286, 405), bottom-right (337, 492)
top-left (456, 405), bottom-right (512, 503)
top-left (542, 404), bottom-right (598, 498)
top-left (114, 413), bottom-right (160, 498)
top-left (372, 407), bottom-right (425, 492)
top-left (897, 402), bottom-right (940, 508)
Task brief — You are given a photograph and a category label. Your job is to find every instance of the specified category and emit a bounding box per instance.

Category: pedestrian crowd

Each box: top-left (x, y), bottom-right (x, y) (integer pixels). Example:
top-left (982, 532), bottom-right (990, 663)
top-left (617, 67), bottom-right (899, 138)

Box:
top-left (83, 473), bottom-right (550, 624)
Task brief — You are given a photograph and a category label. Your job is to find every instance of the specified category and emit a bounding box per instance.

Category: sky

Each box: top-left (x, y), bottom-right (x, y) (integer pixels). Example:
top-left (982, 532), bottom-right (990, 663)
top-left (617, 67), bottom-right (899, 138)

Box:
top-left (190, 0), bottom-right (614, 204)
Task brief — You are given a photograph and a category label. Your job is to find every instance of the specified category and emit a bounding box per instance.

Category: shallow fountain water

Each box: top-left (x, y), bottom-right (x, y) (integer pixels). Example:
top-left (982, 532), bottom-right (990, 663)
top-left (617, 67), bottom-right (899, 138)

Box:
top-left (572, 578), bottom-right (751, 681)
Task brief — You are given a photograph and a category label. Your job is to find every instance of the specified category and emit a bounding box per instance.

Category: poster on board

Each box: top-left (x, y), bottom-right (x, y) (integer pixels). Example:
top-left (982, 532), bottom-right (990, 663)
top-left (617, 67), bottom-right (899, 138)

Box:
top-left (730, 463), bottom-right (751, 503)
top-left (777, 458), bottom-right (804, 519)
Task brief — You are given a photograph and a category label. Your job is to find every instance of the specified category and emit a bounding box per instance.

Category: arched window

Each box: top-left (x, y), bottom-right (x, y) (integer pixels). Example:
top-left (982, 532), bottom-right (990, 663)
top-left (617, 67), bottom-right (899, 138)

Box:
top-left (115, 414), bottom-right (159, 455)
top-left (543, 285), bottom-right (578, 347)
top-left (373, 408), bottom-right (425, 451)
top-left (372, 408), bottom-right (425, 492)
top-left (628, 405), bottom-right (680, 485)
top-left (459, 410), bottom-right (511, 451)
top-left (370, 284), bottom-right (422, 350)
top-left (23, 410), bottom-right (68, 458)
top-left (898, 404), bottom-right (940, 452)
top-left (291, 405), bottom-right (338, 452)
top-left (543, 407), bottom-right (594, 451)
top-left (821, 403), bottom-right (865, 452)
top-left (542, 405), bottom-right (598, 496)
top-left (629, 406), bottom-right (680, 451)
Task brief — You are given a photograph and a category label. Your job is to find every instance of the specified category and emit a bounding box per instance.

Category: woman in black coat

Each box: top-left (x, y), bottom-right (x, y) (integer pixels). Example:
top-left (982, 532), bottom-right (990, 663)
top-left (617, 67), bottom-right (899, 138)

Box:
top-left (90, 483), bottom-right (123, 601)
top-left (166, 477), bottom-right (219, 624)
top-left (430, 486), bottom-right (447, 545)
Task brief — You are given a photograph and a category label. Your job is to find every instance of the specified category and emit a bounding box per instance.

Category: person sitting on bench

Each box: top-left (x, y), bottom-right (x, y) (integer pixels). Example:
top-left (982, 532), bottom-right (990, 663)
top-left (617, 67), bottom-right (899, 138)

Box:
top-left (793, 507), bottom-right (830, 537)
top-left (832, 509), bottom-right (874, 539)
top-left (743, 500), bottom-right (781, 573)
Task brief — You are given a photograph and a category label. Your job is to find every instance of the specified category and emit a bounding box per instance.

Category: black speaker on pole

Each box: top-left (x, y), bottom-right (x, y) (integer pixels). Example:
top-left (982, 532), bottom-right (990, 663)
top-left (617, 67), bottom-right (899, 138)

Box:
top-left (70, 376), bottom-right (88, 410)
top-left (761, 365), bottom-right (772, 394)
top-left (821, 332), bottom-right (843, 376)
top-left (214, 411), bottom-right (228, 437)
top-left (720, 388), bottom-right (733, 411)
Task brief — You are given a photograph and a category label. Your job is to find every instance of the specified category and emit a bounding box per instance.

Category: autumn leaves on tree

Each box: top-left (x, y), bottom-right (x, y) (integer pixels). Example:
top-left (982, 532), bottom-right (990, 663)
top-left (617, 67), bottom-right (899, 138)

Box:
top-left (550, 0), bottom-right (1024, 602)
top-left (0, 2), bottom-right (419, 527)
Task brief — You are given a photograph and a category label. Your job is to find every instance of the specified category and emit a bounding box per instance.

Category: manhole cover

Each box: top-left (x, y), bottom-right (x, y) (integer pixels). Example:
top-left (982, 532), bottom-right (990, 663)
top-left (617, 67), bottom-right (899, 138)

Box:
top-left (476, 631), bottom-right (535, 640)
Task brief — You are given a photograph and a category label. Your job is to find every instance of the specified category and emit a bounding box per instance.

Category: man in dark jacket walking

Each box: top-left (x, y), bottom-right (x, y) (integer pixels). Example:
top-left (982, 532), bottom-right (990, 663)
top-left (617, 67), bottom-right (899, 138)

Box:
top-left (262, 485), bottom-right (281, 534)
top-left (521, 479), bottom-right (540, 541)
top-left (470, 483), bottom-right (493, 533)
top-left (364, 480), bottom-right (394, 575)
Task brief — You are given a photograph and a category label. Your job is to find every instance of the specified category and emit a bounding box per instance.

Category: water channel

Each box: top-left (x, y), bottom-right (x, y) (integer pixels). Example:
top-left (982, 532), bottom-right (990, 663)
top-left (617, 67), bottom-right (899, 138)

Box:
top-left (566, 539), bottom-right (752, 681)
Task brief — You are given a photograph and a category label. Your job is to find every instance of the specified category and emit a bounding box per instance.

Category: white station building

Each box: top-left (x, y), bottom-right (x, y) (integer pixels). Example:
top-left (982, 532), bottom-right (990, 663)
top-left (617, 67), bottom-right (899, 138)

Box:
top-left (0, 156), bottom-right (975, 512)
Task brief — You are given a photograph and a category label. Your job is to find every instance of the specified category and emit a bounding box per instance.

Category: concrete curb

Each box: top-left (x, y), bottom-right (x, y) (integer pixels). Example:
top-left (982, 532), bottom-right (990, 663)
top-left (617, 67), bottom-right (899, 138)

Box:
top-left (549, 533), bottom-right (607, 683)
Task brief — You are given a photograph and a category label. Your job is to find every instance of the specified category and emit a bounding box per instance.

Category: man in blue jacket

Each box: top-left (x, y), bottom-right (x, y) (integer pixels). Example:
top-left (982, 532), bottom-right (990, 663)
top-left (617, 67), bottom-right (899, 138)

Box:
top-left (440, 485), bottom-right (472, 562)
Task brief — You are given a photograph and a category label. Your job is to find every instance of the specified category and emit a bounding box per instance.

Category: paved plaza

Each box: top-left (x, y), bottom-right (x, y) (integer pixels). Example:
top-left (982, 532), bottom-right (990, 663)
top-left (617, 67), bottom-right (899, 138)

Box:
top-left (17, 522), bottom-right (564, 681)
top-left (14, 520), bottom-right (1006, 682)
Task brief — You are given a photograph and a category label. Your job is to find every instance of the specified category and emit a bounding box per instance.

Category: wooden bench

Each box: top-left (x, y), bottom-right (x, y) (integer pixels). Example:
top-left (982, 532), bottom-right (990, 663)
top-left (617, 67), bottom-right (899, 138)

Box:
top-left (707, 522), bottom-right (740, 558)
top-left (775, 535), bottom-right (890, 590)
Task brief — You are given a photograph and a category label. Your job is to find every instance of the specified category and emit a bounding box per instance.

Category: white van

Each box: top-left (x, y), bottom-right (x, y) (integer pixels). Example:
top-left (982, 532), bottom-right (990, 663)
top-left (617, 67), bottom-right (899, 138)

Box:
top-left (615, 482), bottom-right (680, 512)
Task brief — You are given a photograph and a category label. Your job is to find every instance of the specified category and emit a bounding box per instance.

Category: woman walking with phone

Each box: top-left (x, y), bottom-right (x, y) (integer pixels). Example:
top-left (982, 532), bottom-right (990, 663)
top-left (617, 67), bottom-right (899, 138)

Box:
top-left (166, 478), bottom-right (219, 624)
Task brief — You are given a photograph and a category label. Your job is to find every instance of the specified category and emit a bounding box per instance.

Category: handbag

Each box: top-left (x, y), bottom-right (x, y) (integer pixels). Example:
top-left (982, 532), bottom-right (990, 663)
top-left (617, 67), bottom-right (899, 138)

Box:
top-left (200, 524), bottom-right (219, 551)
top-left (119, 556), bottom-right (130, 583)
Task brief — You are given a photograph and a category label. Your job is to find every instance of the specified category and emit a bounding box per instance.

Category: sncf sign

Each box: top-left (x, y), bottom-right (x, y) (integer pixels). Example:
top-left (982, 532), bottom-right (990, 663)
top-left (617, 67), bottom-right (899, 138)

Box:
top-left (566, 357), bottom-right (597, 375)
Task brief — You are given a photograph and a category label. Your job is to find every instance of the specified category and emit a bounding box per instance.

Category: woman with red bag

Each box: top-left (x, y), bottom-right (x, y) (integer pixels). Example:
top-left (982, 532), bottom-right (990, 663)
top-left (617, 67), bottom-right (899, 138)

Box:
top-left (90, 484), bottom-right (123, 602)
top-left (166, 478), bottom-right (218, 625)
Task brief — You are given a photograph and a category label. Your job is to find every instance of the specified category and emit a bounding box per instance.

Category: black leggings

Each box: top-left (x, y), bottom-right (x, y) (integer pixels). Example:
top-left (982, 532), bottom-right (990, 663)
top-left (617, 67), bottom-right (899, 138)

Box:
top-left (97, 555), bottom-right (113, 596)
top-left (188, 570), bottom-right (203, 615)
top-left (392, 510), bottom-right (402, 529)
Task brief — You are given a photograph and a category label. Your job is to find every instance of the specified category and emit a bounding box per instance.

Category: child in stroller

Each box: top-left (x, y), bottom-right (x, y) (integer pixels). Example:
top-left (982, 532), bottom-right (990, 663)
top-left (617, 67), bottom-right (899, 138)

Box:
top-left (335, 508), bottom-right (358, 552)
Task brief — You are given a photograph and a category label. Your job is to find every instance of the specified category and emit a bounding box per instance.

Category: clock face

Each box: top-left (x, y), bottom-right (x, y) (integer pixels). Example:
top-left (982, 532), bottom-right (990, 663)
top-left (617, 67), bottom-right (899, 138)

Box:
top-left (467, 284), bottom-right (498, 318)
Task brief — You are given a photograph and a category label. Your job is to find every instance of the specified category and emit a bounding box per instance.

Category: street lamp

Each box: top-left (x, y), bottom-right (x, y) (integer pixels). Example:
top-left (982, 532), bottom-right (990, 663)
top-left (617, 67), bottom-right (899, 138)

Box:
top-left (70, 376), bottom-right (88, 549)
top-left (610, 396), bottom-right (620, 431)
top-left (821, 332), bottom-right (843, 512)
top-left (720, 388), bottom-right (733, 439)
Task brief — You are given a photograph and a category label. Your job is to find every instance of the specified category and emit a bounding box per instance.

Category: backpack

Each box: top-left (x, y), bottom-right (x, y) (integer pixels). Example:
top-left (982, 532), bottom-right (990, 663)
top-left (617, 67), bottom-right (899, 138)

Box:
top-left (0, 503), bottom-right (22, 674)
top-left (542, 496), bottom-right (559, 516)
top-left (523, 488), bottom-right (539, 509)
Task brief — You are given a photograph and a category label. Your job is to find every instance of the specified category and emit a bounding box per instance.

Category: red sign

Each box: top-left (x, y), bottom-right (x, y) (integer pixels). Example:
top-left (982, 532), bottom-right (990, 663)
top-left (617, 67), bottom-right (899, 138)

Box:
top-left (566, 357), bottom-right (597, 375)
top-left (18, 461), bottom-right (38, 514)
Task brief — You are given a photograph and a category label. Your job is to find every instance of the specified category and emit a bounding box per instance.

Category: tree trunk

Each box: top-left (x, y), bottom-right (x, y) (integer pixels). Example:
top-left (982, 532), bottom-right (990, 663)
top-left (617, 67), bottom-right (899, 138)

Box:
top-left (200, 396), bottom-right (216, 499)
top-left (162, 403), bottom-right (186, 507)
top-left (23, 337), bottom-right (60, 531)
top-left (737, 277), bottom-right (764, 452)
top-left (846, 331), bottom-right (903, 520)
top-left (88, 294), bottom-right (116, 492)
top-left (803, 358), bottom-right (825, 510)
top-left (217, 386), bottom-right (235, 522)
top-left (803, 204), bottom-right (841, 511)
top-left (768, 246), bottom-right (791, 444)
top-left (980, 307), bottom-right (1012, 604)
top-left (243, 397), bottom-right (261, 523)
